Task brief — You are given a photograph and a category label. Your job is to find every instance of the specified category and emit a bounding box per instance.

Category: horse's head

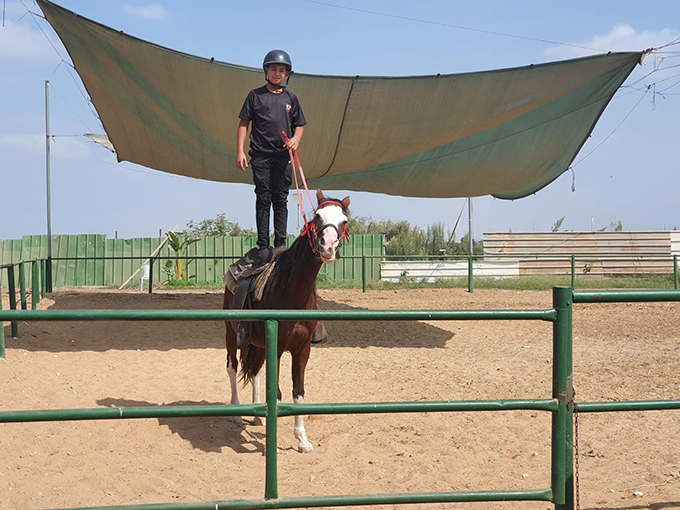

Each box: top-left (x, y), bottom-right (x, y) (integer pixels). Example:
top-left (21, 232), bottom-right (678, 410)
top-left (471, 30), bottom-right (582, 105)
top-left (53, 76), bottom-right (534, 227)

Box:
top-left (308, 189), bottom-right (350, 264)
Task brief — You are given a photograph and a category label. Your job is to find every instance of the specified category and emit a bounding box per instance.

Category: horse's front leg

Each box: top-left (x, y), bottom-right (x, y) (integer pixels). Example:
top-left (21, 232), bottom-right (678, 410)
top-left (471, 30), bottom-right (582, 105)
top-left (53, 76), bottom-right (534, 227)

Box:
top-left (292, 341), bottom-right (313, 453)
top-left (251, 367), bottom-right (264, 426)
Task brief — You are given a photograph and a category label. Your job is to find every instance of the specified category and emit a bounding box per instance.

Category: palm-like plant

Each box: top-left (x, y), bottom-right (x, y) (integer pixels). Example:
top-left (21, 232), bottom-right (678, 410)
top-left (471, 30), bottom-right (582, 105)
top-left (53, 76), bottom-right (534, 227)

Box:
top-left (163, 231), bottom-right (199, 281)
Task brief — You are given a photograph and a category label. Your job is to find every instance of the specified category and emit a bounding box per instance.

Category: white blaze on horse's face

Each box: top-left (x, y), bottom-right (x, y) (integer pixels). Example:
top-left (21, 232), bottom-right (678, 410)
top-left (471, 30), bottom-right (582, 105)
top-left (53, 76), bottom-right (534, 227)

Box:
top-left (316, 204), bottom-right (347, 264)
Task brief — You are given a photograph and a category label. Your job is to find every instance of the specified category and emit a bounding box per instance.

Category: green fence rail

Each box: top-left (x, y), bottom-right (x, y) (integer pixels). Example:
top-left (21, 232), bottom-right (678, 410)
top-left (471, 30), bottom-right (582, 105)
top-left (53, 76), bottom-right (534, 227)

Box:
top-left (379, 253), bottom-right (680, 293)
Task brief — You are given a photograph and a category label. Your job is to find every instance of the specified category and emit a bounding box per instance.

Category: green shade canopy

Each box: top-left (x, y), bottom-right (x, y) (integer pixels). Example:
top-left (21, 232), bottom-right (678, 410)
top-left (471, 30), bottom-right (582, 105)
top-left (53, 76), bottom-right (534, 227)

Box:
top-left (38, 0), bottom-right (642, 199)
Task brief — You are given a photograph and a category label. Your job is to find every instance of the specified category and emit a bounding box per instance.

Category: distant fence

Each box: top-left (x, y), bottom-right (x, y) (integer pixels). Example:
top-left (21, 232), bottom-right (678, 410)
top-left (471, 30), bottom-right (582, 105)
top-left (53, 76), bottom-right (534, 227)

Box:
top-left (0, 234), bottom-right (384, 287)
top-left (382, 254), bottom-right (680, 282)
top-left (484, 231), bottom-right (680, 276)
top-left (381, 259), bottom-right (520, 282)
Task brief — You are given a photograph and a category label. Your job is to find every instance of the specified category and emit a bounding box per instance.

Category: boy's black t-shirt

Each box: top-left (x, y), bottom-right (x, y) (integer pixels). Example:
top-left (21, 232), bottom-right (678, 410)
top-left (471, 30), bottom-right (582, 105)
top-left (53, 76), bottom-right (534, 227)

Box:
top-left (239, 86), bottom-right (307, 155)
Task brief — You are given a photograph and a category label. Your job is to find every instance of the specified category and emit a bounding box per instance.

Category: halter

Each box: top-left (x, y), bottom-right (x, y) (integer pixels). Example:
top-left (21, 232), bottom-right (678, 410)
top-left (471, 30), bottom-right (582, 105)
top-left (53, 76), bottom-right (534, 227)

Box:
top-left (303, 201), bottom-right (351, 259)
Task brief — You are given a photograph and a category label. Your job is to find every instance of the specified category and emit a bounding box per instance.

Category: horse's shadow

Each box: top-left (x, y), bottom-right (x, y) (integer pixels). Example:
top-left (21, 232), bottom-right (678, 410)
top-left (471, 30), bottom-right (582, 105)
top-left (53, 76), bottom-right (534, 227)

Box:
top-left (10, 292), bottom-right (453, 352)
top-left (96, 397), bottom-right (265, 454)
top-left (316, 297), bottom-right (453, 349)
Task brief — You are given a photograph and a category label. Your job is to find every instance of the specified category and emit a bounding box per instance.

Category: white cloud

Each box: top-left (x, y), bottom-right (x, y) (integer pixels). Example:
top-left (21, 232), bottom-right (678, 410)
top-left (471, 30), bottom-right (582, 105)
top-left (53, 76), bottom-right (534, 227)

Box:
top-left (545, 25), bottom-right (680, 59)
top-left (0, 19), bottom-right (60, 62)
top-left (122, 4), bottom-right (168, 21)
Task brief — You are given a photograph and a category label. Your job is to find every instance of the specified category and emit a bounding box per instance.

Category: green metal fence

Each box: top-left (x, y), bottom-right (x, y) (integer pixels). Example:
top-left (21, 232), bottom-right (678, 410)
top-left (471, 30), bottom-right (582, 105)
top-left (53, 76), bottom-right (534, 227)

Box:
top-left (3, 236), bottom-right (677, 293)
top-left (1, 288), bottom-right (678, 510)
top-left (380, 253), bottom-right (680, 293)
top-left (0, 297), bottom-right (565, 509)
top-left (0, 258), bottom-right (47, 358)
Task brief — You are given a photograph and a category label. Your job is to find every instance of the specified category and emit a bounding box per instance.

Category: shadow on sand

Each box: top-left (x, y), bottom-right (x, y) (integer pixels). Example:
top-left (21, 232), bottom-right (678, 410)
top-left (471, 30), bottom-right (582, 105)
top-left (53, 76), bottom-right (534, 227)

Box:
top-left (97, 397), bottom-right (266, 454)
top-left (7, 291), bottom-right (453, 352)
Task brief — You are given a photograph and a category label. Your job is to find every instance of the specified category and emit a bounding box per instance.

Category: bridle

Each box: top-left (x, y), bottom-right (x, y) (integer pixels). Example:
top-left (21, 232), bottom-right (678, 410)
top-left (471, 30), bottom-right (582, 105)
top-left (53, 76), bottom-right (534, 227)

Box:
top-left (303, 201), bottom-right (350, 260)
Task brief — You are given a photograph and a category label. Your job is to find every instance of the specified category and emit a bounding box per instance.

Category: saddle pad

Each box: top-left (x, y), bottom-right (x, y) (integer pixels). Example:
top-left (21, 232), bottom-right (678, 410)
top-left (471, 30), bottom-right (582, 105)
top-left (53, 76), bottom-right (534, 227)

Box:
top-left (223, 269), bottom-right (238, 295)
top-left (252, 261), bottom-right (276, 302)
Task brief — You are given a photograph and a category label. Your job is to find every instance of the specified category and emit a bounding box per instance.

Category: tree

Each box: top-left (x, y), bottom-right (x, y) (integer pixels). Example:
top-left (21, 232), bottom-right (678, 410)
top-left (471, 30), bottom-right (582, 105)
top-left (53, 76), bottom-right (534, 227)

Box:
top-left (347, 213), bottom-right (484, 257)
top-left (426, 222), bottom-right (447, 256)
top-left (184, 214), bottom-right (255, 240)
top-left (551, 216), bottom-right (566, 232)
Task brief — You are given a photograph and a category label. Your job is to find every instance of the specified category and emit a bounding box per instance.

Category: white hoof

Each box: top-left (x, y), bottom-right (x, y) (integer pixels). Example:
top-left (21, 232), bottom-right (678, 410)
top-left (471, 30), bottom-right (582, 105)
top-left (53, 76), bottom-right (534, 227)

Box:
top-left (298, 438), bottom-right (314, 453)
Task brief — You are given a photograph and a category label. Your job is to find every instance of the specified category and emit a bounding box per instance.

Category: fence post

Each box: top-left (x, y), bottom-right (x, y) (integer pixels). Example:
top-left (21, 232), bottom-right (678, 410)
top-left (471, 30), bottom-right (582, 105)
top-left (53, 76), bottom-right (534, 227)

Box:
top-left (570, 255), bottom-right (576, 290)
top-left (552, 286), bottom-right (573, 509)
top-left (41, 259), bottom-right (46, 298)
top-left (265, 319), bottom-right (279, 500)
top-left (149, 258), bottom-right (154, 295)
top-left (0, 283), bottom-right (5, 360)
top-left (362, 255), bottom-right (367, 293)
top-left (31, 261), bottom-right (40, 310)
top-left (7, 266), bottom-right (18, 339)
top-left (467, 254), bottom-right (474, 293)
top-left (46, 256), bottom-right (53, 293)
top-left (19, 262), bottom-right (27, 311)
top-left (674, 254), bottom-right (678, 290)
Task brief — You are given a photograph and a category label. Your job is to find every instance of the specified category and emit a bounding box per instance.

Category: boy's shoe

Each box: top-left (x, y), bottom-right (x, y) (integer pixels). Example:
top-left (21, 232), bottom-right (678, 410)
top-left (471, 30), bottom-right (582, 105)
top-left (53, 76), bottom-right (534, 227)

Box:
top-left (255, 246), bottom-right (272, 267)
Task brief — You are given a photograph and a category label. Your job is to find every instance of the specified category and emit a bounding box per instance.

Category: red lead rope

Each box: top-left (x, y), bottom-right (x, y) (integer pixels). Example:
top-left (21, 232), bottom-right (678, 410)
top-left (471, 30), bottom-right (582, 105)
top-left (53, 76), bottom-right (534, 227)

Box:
top-left (283, 131), bottom-right (350, 245)
top-left (283, 131), bottom-right (315, 230)
top-left (281, 131), bottom-right (316, 242)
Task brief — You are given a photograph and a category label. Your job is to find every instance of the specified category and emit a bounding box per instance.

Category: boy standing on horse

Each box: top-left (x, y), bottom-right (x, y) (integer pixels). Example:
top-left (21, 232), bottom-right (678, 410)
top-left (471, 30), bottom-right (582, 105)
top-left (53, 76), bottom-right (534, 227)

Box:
top-left (236, 49), bottom-right (307, 266)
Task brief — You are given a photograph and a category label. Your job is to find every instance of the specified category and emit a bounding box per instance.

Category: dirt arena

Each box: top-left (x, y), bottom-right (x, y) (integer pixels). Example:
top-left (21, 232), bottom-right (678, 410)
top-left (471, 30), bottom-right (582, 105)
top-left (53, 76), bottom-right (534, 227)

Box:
top-left (1, 287), bottom-right (678, 510)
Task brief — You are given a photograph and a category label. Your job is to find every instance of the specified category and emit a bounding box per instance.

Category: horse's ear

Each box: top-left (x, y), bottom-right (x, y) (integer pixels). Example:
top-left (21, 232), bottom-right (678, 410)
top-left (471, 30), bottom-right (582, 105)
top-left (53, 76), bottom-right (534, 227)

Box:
top-left (316, 189), bottom-right (325, 205)
top-left (342, 196), bottom-right (350, 209)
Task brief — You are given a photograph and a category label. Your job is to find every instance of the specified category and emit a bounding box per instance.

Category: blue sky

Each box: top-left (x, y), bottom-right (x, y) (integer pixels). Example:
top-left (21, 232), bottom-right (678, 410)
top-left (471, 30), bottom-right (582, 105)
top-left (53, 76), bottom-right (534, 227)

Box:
top-left (1, 0), bottom-right (679, 241)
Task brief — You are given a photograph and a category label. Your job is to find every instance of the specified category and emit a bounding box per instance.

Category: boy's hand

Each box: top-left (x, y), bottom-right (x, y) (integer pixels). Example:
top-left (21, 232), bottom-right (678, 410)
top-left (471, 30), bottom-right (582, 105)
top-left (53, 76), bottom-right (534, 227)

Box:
top-left (283, 136), bottom-right (300, 152)
top-left (236, 152), bottom-right (248, 172)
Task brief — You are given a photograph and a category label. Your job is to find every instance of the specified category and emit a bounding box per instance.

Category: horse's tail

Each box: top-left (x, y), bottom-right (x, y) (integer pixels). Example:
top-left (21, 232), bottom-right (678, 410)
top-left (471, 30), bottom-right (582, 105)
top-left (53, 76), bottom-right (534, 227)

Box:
top-left (240, 343), bottom-right (266, 384)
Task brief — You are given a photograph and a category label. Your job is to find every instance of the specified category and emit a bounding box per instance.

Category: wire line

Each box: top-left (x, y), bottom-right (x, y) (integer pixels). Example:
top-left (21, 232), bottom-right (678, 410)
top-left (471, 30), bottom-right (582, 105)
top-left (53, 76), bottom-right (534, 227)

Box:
top-left (49, 82), bottom-right (95, 133)
top-left (300, 0), bottom-right (610, 52)
top-left (572, 88), bottom-right (649, 168)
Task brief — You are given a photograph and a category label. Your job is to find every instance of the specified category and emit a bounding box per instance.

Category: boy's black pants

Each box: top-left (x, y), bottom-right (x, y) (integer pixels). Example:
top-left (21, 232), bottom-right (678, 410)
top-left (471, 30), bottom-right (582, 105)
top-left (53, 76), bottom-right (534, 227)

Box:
top-left (250, 151), bottom-right (292, 250)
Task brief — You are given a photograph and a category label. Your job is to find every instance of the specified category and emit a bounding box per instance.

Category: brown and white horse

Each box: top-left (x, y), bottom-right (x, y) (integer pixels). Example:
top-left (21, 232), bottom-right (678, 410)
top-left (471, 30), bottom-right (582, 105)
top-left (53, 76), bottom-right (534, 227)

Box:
top-left (223, 189), bottom-right (350, 453)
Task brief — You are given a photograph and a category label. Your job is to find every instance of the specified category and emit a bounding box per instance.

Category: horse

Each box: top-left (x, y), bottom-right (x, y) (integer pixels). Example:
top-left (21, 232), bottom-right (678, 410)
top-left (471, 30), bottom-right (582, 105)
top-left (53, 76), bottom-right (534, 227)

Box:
top-left (223, 189), bottom-right (350, 453)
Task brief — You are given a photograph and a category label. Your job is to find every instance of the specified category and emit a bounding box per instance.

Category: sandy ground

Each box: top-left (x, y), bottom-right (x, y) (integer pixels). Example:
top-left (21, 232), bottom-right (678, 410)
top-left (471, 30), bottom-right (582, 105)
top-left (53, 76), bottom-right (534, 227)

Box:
top-left (0, 287), bottom-right (678, 510)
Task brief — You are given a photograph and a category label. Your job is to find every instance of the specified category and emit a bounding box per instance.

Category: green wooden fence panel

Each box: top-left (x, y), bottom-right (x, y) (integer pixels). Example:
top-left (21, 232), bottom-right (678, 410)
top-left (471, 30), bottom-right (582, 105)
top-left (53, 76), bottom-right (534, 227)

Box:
top-left (1, 234), bottom-right (384, 287)
top-left (54, 236), bottom-right (68, 287)
top-left (0, 240), bottom-right (22, 286)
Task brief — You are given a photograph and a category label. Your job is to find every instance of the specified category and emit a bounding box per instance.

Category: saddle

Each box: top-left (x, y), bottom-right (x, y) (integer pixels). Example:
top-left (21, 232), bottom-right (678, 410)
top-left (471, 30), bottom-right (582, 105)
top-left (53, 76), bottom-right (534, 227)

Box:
top-left (223, 247), bottom-right (282, 349)
top-left (223, 246), bottom-right (329, 350)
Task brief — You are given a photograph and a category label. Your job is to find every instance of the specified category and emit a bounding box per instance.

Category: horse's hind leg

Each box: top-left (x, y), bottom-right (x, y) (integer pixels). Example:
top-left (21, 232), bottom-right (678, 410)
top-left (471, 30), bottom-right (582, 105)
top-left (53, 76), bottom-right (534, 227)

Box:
top-left (291, 343), bottom-right (313, 453)
top-left (225, 322), bottom-right (242, 423)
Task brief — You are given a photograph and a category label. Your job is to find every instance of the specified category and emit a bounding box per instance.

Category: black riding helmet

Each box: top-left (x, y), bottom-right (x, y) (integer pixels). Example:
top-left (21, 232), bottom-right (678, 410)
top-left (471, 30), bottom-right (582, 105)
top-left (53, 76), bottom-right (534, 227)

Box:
top-left (263, 49), bottom-right (293, 88)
